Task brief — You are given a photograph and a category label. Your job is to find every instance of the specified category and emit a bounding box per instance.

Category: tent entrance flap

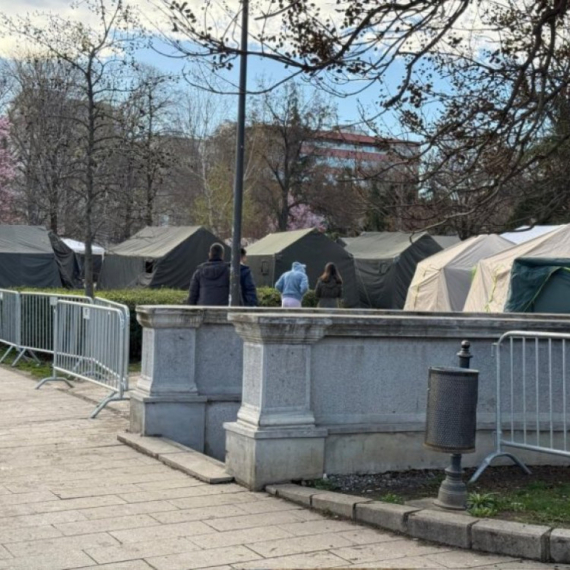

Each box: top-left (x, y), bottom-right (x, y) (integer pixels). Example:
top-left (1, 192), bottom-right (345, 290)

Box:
top-left (505, 258), bottom-right (570, 313)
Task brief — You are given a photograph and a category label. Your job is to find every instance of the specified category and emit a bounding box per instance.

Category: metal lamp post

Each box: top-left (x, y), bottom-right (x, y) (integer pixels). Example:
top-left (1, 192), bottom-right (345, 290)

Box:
top-left (229, 0), bottom-right (249, 306)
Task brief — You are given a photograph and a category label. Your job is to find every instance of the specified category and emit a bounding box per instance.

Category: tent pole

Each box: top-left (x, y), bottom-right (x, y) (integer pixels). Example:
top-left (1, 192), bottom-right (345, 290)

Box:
top-left (229, 0), bottom-right (249, 306)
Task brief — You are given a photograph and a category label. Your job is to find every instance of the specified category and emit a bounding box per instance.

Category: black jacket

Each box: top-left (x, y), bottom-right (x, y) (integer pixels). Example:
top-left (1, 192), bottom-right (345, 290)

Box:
top-left (187, 258), bottom-right (230, 306)
top-left (315, 276), bottom-right (343, 299)
top-left (240, 264), bottom-right (258, 307)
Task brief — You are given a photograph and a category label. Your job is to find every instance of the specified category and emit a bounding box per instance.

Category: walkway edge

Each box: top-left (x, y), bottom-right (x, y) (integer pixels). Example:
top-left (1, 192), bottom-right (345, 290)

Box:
top-left (266, 483), bottom-right (569, 564)
top-left (118, 432), bottom-right (234, 484)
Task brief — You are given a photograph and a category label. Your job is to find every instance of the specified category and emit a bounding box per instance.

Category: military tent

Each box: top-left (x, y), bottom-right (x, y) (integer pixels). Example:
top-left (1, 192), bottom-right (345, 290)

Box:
top-left (464, 224), bottom-right (570, 312)
top-left (62, 238), bottom-right (105, 282)
top-left (404, 235), bottom-right (513, 312)
top-left (500, 225), bottom-right (564, 245)
top-left (344, 231), bottom-right (442, 309)
top-left (97, 226), bottom-right (229, 290)
top-left (246, 228), bottom-right (359, 307)
top-left (504, 258), bottom-right (570, 314)
top-left (431, 235), bottom-right (461, 249)
top-left (0, 225), bottom-right (80, 288)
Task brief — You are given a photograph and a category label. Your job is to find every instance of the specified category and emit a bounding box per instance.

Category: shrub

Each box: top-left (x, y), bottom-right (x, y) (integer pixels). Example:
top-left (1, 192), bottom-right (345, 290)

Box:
top-left (257, 287), bottom-right (318, 308)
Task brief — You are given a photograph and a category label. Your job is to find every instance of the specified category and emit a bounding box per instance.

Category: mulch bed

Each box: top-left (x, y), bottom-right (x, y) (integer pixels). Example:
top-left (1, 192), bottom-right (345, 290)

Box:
top-left (305, 464), bottom-right (570, 527)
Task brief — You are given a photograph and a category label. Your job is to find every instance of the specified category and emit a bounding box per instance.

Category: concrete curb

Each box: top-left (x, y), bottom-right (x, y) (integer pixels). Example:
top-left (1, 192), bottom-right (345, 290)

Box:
top-left (266, 483), bottom-right (569, 563)
top-left (118, 432), bottom-right (234, 484)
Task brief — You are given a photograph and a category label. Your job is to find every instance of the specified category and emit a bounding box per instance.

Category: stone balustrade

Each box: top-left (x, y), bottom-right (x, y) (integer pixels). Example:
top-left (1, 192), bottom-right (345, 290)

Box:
top-left (131, 305), bottom-right (570, 489)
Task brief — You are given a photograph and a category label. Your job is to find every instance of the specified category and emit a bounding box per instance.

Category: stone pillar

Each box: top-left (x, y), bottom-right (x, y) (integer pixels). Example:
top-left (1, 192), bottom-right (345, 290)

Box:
top-left (130, 307), bottom-right (207, 451)
top-left (225, 314), bottom-right (331, 490)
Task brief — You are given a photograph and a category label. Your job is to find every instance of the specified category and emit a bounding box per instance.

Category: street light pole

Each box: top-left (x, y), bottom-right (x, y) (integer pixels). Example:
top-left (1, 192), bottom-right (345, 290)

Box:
top-left (229, 0), bottom-right (249, 306)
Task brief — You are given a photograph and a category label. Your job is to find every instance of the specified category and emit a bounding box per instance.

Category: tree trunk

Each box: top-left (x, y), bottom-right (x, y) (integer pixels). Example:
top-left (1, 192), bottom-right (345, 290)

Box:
top-left (84, 76), bottom-right (95, 299)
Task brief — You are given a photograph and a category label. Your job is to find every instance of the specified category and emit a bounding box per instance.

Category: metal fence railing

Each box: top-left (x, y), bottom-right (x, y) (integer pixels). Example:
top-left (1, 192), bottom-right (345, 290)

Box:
top-left (0, 290), bottom-right (130, 418)
top-left (17, 292), bottom-right (92, 365)
top-left (471, 331), bottom-right (570, 482)
top-left (0, 289), bottom-right (21, 364)
top-left (36, 300), bottom-right (129, 418)
top-left (93, 297), bottom-right (130, 386)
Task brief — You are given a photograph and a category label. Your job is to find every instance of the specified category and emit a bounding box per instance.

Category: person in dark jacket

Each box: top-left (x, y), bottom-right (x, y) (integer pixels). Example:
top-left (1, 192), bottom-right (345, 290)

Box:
top-left (315, 262), bottom-right (343, 308)
top-left (240, 248), bottom-right (258, 307)
top-left (187, 243), bottom-right (230, 306)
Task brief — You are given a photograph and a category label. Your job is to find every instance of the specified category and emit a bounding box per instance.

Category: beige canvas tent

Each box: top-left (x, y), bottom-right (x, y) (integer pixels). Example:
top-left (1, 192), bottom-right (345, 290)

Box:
top-left (464, 224), bottom-right (570, 312)
top-left (404, 235), bottom-right (513, 312)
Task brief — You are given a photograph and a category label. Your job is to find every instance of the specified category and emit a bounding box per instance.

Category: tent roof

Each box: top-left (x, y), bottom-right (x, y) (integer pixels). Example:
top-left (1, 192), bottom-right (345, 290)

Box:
top-left (416, 234), bottom-right (513, 272)
top-left (108, 226), bottom-right (203, 258)
top-left (431, 235), bottom-right (461, 249)
top-left (246, 228), bottom-right (316, 256)
top-left (477, 225), bottom-right (570, 269)
top-left (62, 238), bottom-right (105, 256)
top-left (464, 224), bottom-right (570, 312)
top-left (0, 225), bottom-right (56, 254)
top-left (344, 231), bottom-right (431, 260)
top-left (500, 225), bottom-right (564, 244)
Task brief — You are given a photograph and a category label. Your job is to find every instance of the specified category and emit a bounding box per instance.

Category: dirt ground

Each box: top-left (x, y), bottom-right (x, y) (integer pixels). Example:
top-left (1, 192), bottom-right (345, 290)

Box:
top-left (306, 464), bottom-right (570, 527)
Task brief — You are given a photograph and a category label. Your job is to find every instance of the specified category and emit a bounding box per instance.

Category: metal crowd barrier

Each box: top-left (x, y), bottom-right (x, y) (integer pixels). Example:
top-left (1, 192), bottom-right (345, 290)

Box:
top-left (0, 290), bottom-right (21, 364)
top-left (36, 300), bottom-right (129, 418)
top-left (471, 331), bottom-right (570, 482)
top-left (93, 297), bottom-right (130, 386)
top-left (17, 292), bottom-right (91, 365)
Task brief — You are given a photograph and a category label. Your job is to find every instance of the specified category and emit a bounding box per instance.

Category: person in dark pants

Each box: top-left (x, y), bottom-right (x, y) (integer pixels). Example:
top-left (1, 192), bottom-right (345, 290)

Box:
top-left (240, 248), bottom-right (258, 307)
top-left (315, 262), bottom-right (343, 308)
top-left (187, 243), bottom-right (230, 306)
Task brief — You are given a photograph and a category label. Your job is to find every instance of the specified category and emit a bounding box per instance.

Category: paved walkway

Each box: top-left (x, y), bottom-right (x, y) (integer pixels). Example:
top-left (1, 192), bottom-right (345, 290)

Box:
top-left (0, 368), bottom-right (565, 570)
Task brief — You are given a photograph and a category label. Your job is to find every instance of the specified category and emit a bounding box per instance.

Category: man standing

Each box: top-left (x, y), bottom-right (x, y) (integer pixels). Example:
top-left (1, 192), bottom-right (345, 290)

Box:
top-left (240, 248), bottom-right (258, 307)
top-left (187, 243), bottom-right (230, 306)
top-left (275, 261), bottom-right (309, 308)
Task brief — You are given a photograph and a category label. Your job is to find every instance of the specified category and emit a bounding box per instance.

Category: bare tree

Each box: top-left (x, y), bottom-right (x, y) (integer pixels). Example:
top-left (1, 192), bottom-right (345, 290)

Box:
top-left (157, 0), bottom-right (570, 232)
top-left (2, 0), bottom-right (144, 296)
top-left (249, 82), bottom-right (335, 231)
top-left (6, 56), bottom-right (82, 233)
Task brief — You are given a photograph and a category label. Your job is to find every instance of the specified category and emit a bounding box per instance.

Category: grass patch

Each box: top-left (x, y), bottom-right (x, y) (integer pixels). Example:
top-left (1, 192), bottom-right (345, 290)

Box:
top-left (0, 347), bottom-right (52, 381)
top-left (310, 466), bottom-right (570, 528)
top-left (490, 480), bottom-right (570, 526)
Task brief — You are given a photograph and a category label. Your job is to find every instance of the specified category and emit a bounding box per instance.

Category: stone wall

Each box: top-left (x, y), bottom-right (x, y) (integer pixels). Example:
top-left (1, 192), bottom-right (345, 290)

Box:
top-left (131, 306), bottom-right (570, 488)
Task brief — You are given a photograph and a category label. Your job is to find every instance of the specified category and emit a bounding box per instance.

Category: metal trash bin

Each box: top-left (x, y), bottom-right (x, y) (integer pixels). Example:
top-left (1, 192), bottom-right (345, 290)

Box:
top-left (424, 365), bottom-right (479, 510)
top-left (425, 366), bottom-right (479, 453)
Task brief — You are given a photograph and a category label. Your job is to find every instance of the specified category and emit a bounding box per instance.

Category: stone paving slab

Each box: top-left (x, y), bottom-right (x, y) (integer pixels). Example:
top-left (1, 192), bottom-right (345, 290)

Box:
top-left (0, 366), bottom-right (563, 569)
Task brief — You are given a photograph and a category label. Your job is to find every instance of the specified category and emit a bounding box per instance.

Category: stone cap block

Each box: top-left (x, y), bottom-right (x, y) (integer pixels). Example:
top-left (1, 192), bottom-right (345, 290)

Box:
top-left (311, 491), bottom-right (372, 519)
top-left (355, 502), bottom-right (420, 534)
top-left (407, 509), bottom-right (478, 549)
top-left (266, 484), bottom-right (327, 506)
top-left (118, 432), bottom-right (184, 458)
top-left (472, 519), bottom-right (551, 561)
top-left (550, 528), bottom-right (570, 563)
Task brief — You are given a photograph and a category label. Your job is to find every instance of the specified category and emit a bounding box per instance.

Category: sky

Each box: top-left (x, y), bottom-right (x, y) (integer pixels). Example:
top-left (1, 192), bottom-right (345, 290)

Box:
top-left (0, 0), bottom-right (414, 137)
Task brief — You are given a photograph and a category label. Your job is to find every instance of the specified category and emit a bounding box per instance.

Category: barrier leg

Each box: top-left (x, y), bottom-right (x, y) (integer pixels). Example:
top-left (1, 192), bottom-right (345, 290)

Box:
top-left (11, 350), bottom-right (27, 367)
top-left (90, 391), bottom-right (128, 419)
top-left (469, 452), bottom-right (531, 483)
top-left (0, 346), bottom-right (14, 364)
top-left (11, 349), bottom-right (41, 367)
top-left (35, 376), bottom-right (73, 390)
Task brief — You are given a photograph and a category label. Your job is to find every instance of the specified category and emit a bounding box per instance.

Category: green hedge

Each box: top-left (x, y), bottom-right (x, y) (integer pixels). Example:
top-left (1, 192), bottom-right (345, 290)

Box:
top-left (257, 287), bottom-right (317, 307)
top-left (11, 287), bottom-right (317, 361)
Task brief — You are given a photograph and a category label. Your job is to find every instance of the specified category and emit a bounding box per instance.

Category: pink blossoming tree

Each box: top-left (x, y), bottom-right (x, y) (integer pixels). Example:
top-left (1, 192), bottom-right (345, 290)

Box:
top-left (0, 117), bottom-right (17, 223)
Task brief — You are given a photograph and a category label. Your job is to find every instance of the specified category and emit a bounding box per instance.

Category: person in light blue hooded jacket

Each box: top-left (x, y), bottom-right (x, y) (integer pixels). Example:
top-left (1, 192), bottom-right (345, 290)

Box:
top-left (275, 262), bottom-right (309, 307)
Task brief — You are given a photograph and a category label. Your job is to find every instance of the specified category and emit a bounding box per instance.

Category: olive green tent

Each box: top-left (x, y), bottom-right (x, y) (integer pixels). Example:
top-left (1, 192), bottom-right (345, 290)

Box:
top-left (97, 226), bottom-right (229, 290)
top-left (0, 225), bottom-right (80, 289)
top-left (344, 232), bottom-right (443, 309)
top-left (246, 228), bottom-right (359, 307)
top-left (505, 258), bottom-right (570, 314)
